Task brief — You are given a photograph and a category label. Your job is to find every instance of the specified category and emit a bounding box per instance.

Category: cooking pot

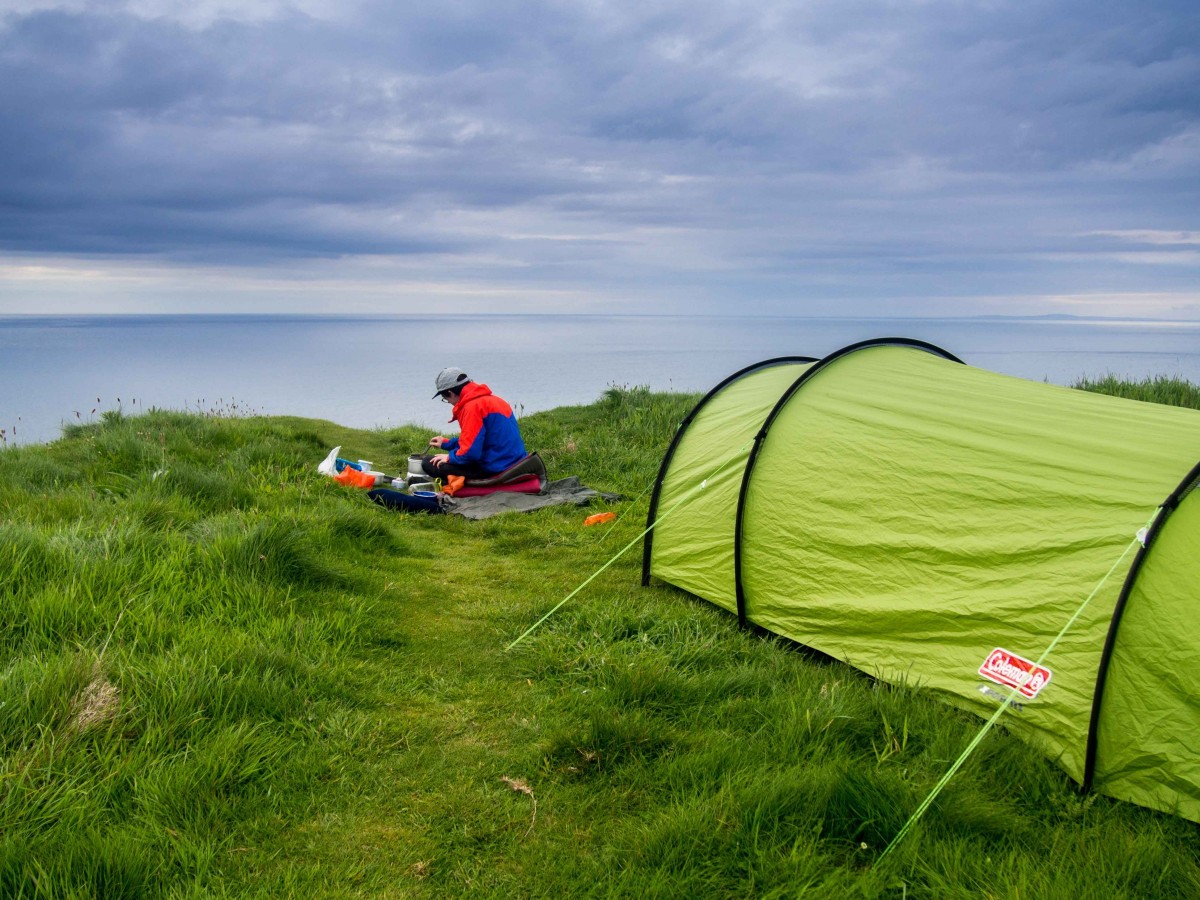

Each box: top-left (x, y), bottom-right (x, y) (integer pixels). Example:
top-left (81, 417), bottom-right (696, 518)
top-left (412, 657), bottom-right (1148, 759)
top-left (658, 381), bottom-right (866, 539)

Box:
top-left (407, 455), bottom-right (426, 476)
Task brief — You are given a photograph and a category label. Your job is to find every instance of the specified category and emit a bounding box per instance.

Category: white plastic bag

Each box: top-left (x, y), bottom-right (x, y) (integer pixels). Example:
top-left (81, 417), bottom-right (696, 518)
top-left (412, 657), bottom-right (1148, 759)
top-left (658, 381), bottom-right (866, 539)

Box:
top-left (317, 445), bottom-right (341, 477)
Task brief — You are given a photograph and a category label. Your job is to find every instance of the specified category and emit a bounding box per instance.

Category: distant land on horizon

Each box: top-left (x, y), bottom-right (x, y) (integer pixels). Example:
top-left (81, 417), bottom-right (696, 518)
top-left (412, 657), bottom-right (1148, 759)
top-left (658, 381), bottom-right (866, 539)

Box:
top-left (2, 311), bottom-right (1198, 324)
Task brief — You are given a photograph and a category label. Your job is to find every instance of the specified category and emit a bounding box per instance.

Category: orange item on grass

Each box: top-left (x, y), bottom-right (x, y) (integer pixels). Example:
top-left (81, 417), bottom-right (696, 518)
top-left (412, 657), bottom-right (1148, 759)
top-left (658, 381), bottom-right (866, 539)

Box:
top-left (443, 475), bottom-right (466, 497)
top-left (334, 466), bottom-right (375, 488)
top-left (584, 511), bottom-right (616, 526)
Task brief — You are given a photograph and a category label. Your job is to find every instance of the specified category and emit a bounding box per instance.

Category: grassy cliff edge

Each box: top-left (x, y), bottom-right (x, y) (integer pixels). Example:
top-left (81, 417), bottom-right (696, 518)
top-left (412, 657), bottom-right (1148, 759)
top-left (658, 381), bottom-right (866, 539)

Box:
top-left (1, 379), bottom-right (1198, 897)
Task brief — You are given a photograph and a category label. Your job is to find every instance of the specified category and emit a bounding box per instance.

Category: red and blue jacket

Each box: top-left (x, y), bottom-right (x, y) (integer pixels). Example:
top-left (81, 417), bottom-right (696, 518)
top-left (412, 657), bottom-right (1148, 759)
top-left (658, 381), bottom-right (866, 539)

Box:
top-left (443, 382), bottom-right (527, 474)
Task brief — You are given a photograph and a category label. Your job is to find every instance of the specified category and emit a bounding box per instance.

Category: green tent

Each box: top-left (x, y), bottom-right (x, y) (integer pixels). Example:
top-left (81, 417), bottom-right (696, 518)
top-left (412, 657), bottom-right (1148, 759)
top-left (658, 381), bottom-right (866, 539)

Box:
top-left (643, 339), bottom-right (1200, 823)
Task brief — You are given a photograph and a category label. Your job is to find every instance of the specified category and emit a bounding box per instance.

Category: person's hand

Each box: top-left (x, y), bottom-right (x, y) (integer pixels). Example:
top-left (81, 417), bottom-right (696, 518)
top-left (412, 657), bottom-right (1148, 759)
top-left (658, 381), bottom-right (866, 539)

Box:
top-left (429, 436), bottom-right (446, 448)
top-left (431, 453), bottom-right (450, 466)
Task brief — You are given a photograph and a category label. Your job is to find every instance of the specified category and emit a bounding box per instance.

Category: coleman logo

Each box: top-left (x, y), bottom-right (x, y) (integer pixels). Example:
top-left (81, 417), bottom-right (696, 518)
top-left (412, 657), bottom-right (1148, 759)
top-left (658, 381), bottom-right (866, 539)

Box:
top-left (978, 648), bottom-right (1052, 699)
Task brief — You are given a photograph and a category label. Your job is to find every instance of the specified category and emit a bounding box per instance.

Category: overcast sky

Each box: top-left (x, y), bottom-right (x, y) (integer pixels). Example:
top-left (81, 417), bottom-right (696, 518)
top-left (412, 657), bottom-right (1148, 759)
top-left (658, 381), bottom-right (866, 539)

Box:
top-left (1, 0), bottom-right (1198, 318)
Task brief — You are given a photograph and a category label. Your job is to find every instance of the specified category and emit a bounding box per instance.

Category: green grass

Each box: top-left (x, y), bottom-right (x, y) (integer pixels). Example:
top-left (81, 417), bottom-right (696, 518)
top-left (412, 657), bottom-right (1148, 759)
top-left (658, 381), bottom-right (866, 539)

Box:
top-left (1, 382), bottom-right (1198, 897)
top-left (1074, 373), bottom-right (1200, 410)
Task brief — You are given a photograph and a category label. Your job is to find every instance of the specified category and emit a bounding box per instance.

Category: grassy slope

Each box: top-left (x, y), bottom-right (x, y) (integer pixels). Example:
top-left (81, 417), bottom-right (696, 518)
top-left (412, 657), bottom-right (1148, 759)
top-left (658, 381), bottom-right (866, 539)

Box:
top-left (0, 380), bottom-right (1198, 898)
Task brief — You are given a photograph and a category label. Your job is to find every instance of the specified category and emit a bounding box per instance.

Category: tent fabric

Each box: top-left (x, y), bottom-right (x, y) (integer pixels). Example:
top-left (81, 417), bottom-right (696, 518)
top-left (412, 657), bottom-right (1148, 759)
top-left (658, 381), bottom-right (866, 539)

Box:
top-left (1088, 462), bottom-right (1200, 821)
top-left (644, 357), bottom-right (815, 613)
top-left (643, 338), bottom-right (1200, 824)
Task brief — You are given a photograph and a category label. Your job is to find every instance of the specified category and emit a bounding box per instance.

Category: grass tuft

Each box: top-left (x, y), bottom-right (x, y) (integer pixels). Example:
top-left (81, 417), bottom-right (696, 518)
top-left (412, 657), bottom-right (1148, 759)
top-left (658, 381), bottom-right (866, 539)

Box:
top-left (69, 669), bottom-right (121, 735)
top-left (1074, 373), bottom-right (1200, 409)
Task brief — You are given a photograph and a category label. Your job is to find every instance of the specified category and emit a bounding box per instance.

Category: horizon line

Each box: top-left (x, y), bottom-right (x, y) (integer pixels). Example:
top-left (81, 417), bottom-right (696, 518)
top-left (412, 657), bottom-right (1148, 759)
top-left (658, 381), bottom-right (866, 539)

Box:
top-left (3, 311), bottom-right (1199, 324)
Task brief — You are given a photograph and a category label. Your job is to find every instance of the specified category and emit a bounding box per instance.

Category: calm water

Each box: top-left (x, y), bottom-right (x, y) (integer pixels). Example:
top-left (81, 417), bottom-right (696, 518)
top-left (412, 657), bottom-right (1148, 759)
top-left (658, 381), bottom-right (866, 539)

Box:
top-left (2, 314), bottom-right (1198, 446)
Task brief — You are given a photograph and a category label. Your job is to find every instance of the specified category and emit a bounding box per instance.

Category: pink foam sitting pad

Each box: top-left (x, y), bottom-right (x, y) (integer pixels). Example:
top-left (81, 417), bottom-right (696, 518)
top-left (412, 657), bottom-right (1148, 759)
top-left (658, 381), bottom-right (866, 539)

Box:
top-left (453, 475), bottom-right (542, 497)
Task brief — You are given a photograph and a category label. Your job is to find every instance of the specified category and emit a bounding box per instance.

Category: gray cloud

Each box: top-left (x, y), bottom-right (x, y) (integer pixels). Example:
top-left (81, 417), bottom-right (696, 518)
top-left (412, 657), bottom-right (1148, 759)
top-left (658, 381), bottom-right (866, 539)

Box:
top-left (0, 0), bottom-right (1198, 315)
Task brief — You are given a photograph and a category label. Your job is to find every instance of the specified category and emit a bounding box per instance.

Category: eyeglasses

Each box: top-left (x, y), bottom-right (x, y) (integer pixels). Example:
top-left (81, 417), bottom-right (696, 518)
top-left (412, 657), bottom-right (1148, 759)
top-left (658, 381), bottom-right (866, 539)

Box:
top-left (440, 393), bottom-right (453, 403)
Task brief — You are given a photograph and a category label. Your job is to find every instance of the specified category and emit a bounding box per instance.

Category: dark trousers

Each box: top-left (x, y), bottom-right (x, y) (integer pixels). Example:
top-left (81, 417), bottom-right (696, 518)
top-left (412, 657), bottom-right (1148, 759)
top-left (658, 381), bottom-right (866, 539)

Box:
top-left (421, 454), bottom-right (492, 480)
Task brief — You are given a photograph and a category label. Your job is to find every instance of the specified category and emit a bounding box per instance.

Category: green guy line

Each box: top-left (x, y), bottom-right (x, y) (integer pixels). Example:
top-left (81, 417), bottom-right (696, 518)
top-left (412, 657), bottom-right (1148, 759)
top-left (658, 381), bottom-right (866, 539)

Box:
top-left (878, 511), bottom-right (1158, 864)
top-left (505, 440), bottom-right (754, 651)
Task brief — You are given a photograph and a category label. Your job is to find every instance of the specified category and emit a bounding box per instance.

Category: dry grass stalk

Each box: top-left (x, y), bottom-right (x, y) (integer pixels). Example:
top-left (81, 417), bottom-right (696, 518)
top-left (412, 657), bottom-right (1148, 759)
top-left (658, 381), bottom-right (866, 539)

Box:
top-left (70, 672), bottom-right (120, 734)
top-left (501, 776), bottom-right (537, 835)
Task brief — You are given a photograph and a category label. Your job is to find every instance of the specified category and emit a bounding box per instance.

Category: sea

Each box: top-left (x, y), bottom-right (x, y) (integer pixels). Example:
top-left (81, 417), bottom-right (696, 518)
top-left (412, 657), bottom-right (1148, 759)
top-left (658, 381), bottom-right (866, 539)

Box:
top-left (2, 314), bottom-right (1198, 447)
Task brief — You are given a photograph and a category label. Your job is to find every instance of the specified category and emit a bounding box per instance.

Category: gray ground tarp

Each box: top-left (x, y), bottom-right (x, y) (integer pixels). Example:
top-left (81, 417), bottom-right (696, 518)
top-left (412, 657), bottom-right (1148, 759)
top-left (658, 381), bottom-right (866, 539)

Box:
top-left (445, 476), bottom-right (620, 520)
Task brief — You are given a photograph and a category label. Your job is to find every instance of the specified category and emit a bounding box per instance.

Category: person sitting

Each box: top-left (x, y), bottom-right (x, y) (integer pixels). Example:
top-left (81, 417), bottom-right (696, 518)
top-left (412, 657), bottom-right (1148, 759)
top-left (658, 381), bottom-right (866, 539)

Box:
top-left (423, 367), bottom-right (527, 481)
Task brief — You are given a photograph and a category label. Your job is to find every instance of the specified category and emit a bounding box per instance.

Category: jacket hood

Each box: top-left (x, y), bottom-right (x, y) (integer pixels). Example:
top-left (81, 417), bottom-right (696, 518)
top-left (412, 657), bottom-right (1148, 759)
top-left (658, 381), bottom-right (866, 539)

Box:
top-left (449, 381), bottom-right (492, 421)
